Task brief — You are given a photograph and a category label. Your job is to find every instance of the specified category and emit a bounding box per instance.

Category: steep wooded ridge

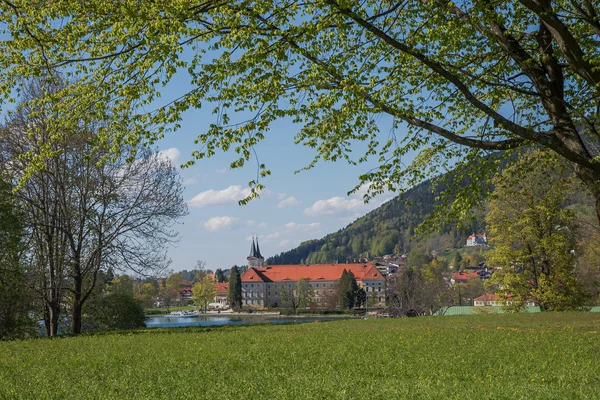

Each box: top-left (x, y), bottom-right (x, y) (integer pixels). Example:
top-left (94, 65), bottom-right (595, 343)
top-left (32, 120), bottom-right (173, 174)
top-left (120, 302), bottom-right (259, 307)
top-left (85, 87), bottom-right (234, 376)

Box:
top-left (267, 152), bottom-right (594, 266)
top-left (267, 178), bottom-right (485, 265)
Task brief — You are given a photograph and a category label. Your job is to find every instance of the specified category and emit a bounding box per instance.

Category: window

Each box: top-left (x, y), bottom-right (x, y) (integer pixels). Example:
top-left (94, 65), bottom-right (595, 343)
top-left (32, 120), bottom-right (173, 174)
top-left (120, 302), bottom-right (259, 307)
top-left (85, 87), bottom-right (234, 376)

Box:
top-left (244, 284), bottom-right (248, 288)
top-left (316, 291), bottom-right (319, 296)
top-left (251, 284), bottom-right (254, 288)
top-left (268, 292), bottom-right (271, 296)
top-left (275, 292), bottom-right (278, 296)
top-left (251, 300), bottom-right (254, 304)
top-left (378, 287), bottom-right (382, 292)
top-left (268, 284), bottom-right (271, 288)
top-left (316, 284), bottom-right (319, 288)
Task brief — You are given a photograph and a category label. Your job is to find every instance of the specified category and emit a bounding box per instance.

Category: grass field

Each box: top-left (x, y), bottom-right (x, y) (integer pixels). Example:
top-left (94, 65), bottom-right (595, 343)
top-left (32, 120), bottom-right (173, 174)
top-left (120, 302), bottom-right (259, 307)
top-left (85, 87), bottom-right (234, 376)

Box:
top-left (1, 313), bottom-right (599, 399)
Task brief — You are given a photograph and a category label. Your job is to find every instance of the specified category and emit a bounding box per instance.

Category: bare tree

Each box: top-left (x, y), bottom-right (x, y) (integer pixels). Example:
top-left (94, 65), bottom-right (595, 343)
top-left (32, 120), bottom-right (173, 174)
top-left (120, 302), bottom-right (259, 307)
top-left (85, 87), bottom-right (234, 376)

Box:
top-left (0, 79), bottom-right (188, 334)
top-left (279, 278), bottom-right (314, 314)
top-left (387, 268), bottom-right (453, 317)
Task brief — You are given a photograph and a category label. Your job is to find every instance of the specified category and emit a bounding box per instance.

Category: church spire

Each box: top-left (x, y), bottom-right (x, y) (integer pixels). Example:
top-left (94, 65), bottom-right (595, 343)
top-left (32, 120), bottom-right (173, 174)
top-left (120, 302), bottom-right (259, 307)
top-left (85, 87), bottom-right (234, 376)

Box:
top-left (255, 236), bottom-right (263, 259)
top-left (247, 234), bottom-right (265, 268)
top-left (249, 235), bottom-right (257, 257)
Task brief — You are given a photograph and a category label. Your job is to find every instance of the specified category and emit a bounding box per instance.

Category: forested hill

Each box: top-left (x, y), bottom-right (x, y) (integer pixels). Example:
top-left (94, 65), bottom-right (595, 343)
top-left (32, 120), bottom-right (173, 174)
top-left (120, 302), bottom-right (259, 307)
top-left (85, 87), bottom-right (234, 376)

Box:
top-left (267, 179), bottom-right (485, 265)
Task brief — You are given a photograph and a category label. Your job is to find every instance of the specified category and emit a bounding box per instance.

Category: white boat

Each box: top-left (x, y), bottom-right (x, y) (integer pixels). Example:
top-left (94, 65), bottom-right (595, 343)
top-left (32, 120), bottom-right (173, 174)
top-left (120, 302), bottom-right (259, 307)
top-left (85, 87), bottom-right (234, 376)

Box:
top-left (165, 310), bottom-right (198, 317)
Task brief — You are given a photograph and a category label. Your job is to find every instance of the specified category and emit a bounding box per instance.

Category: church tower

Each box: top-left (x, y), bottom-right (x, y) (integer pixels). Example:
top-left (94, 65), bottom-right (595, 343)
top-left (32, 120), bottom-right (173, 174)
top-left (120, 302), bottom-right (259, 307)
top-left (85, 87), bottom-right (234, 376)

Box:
top-left (247, 235), bottom-right (264, 268)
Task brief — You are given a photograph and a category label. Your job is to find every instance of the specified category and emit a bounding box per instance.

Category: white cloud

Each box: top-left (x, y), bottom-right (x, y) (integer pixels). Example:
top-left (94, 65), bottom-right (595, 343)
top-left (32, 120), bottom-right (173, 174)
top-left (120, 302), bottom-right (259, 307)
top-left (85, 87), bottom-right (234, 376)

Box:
top-left (303, 197), bottom-right (366, 217)
top-left (182, 177), bottom-right (197, 185)
top-left (216, 169), bottom-right (227, 174)
top-left (277, 196), bottom-right (302, 208)
top-left (284, 222), bottom-right (297, 230)
top-left (257, 222), bottom-right (268, 228)
top-left (203, 216), bottom-right (241, 231)
top-left (263, 232), bottom-right (282, 241)
top-left (187, 185), bottom-right (252, 207)
top-left (158, 148), bottom-right (181, 166)
top-left (247, 232), bottom-right (281, 243)
top-left (277, 239), bottom-right (292, 248)
top-left (284, 222), bottom-right (321, 231)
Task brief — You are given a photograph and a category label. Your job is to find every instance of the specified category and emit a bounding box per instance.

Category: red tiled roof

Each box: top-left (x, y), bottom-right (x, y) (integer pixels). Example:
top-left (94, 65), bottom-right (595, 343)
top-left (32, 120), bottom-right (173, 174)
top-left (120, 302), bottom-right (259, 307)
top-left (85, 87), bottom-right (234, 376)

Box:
top-left (467, 233), bottom-right (487, 239)
top-left (451, 271), bottom-right (480, 282)
top-left (179, 281), bottom-right (193, 289)
top-left (474, 293), bottom-right (499, 302)
top-left (241, 264), bottom-right (385, 283)
top-left (215, 282), bottom-right (228, 294)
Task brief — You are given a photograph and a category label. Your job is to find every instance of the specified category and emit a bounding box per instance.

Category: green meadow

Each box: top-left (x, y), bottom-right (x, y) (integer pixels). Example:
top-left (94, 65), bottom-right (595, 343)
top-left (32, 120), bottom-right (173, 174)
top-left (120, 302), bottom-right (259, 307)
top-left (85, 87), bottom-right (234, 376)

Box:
top-left (1, 313), bottom-right (599, 399)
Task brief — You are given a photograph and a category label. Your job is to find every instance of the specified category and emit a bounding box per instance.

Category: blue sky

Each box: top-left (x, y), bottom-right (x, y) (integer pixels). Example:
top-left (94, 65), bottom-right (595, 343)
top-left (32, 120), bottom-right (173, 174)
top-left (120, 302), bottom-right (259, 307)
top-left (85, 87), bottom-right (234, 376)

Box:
top-left (155, 104), bottom-right (400, 272)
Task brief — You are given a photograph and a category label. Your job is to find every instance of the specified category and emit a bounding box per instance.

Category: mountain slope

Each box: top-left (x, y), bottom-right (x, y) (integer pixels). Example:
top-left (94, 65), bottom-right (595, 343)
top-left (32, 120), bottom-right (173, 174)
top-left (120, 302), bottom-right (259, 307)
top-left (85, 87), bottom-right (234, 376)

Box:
top-left (267, 178), bottom-right (485, 265)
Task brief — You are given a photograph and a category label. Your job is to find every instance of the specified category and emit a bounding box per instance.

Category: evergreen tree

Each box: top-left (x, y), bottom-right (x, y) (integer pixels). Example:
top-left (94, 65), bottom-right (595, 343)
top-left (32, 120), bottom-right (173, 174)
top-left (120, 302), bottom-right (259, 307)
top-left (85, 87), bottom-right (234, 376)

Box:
top-left (338, 270), bottom-right (359, 310)
top-left (453, 252), bottom-right (463, 270)
top-left (227, 266), bottom-right (242, 309)
top-left (215, 268), bottom-right (226, 283)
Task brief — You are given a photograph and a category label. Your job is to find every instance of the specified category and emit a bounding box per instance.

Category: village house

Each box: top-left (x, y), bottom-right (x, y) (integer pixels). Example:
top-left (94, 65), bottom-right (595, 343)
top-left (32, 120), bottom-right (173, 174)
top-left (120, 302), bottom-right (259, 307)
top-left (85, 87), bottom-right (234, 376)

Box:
top-left (473, 293), bottom-right (504, 306)
top-left (178, 281), bottom-right (193, 303)
top-left (214, 282), bottom-right (228, 307)
top-left (466, 233), bottom-right (488, 247)
top-left (450, 271), bottom-right (482, 285)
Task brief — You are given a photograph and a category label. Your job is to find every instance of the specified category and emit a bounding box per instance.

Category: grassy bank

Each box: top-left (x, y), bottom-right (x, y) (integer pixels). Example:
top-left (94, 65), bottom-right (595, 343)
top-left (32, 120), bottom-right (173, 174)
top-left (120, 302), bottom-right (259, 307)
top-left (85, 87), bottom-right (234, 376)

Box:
top-left (1, 313), bottom-right (599, 399)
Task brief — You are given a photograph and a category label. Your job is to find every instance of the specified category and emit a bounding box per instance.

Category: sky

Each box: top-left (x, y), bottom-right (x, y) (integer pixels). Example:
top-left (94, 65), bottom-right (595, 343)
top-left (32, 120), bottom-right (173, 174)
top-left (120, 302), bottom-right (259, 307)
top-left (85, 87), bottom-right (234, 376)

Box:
top-left (155, 103), bottom-right (400, 272)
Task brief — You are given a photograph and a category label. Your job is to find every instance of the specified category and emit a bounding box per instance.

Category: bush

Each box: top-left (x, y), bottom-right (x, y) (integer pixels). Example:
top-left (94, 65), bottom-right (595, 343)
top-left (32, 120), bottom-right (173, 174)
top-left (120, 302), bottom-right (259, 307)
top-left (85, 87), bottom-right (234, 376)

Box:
top-left (0, 268), bottom-right (36, 340)
top-left (83, 293), bottom-right (146, 332)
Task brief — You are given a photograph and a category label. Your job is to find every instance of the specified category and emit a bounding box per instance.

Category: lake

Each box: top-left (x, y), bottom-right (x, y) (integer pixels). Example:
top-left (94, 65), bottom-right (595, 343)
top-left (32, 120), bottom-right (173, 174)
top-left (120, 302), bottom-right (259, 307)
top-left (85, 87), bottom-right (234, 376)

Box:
top-left (145, 314), bottom-right (345, 328)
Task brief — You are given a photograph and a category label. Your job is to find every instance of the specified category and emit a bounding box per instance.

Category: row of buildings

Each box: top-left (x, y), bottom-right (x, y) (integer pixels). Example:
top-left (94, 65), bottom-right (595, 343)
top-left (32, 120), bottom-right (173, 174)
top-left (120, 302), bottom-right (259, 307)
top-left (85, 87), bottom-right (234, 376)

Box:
top-left (177, 233), bottom-right (498, 309)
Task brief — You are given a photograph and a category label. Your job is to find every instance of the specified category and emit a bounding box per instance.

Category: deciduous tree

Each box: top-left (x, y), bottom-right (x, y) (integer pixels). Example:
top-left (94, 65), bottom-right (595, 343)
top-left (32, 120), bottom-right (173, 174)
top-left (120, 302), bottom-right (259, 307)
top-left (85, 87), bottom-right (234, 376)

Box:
top-left (192, 276), bottom-right (218, 312)
top-left (485, 151), bottom-right (589, 311)
top-left (1, 1), bottom-right (599, 225)
top-left (279, 277), bottom-right (314, 314)
top-left (1, 79), bottom-right (187, 334)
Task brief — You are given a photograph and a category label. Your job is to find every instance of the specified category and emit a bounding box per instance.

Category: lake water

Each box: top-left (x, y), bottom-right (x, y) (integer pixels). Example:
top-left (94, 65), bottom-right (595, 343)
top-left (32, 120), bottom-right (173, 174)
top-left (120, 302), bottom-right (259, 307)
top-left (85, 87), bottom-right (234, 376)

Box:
top-left (145, 314), bottom-right (342, 329)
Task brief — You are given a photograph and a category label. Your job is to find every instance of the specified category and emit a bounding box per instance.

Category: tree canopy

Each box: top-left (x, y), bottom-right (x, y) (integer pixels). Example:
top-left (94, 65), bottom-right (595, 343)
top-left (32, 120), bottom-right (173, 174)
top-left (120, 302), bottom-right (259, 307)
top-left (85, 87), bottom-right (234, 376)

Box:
top-left (192, 276), bottom-right (218, 311)
top-left (485, 151), bottom-right (589, 311)
top-left (1, 1), bottom-right (599, 223)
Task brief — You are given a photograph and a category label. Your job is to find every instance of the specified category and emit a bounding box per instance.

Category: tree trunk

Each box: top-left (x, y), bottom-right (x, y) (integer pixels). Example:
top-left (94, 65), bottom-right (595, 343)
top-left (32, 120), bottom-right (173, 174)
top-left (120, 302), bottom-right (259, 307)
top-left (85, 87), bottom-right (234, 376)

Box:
top-left (71, 276), bottom-right (82, 334)
top-left (43, 305), bottom-right (50, 337)
top-left (48, 303), bottom-right (60, 337)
